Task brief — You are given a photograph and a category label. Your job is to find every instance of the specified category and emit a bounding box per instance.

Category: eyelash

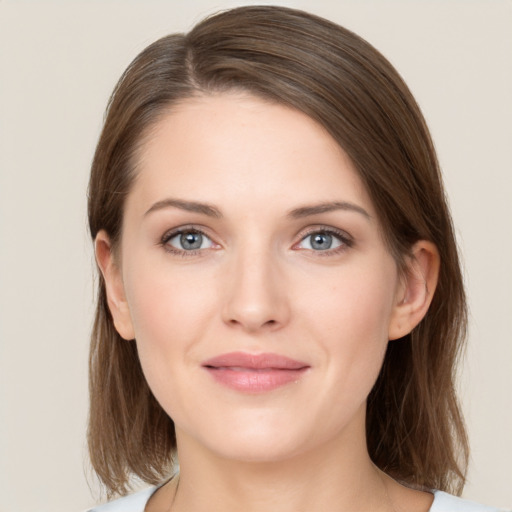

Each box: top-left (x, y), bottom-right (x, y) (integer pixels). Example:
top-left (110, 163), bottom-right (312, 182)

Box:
top-left (160, 226), bottom-right (215, 257)
top-left (160, 225), bottom-right (354, 257)
top-left (295, 226), bottom-right (354, 256)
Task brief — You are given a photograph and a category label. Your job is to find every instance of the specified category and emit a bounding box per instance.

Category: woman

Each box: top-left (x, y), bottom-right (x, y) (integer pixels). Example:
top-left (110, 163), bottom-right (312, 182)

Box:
top-left (86, 6), bottom-right (502, 512)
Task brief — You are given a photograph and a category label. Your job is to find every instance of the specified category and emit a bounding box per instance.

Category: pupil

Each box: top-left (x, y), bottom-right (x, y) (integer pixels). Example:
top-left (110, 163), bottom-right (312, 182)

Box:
top-left (181, 232), bottom-right (202, 250)
top-left (311, 233), bottom-right (332, 250)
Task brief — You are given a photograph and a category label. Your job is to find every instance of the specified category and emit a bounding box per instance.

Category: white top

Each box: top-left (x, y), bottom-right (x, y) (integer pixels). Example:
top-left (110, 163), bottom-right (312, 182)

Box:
top-left (87, 488), bottom-right (507, 511)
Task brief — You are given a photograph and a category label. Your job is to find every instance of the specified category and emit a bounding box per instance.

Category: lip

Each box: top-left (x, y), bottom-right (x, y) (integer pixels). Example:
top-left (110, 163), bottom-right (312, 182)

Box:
top-left (202, 352), bottom-right (310, 393)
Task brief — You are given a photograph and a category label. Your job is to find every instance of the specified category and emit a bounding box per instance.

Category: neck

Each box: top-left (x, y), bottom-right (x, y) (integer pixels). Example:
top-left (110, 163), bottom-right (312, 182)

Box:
top-left (167, 418), bottom-right (394, 512)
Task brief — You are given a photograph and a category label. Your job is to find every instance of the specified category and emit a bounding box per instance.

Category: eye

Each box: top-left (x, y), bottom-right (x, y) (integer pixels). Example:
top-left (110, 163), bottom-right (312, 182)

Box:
top-left (163, 229), bottom-right (215, 252)
top-left (295, 228), bottom-right (352, 252)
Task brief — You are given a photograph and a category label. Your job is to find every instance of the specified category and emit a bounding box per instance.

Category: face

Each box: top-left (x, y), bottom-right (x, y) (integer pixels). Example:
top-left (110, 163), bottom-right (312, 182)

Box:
top-left (101, 93), bottom-right (410, 464)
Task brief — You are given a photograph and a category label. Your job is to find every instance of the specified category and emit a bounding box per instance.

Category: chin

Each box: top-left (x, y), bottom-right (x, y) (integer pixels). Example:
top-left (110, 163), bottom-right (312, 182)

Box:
top-left (197, 411), bottom-right (325, 464)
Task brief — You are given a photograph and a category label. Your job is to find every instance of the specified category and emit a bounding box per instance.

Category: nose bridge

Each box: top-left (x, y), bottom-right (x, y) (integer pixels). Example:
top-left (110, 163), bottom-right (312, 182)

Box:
top-left (222, 237), bottom-right (289, 332)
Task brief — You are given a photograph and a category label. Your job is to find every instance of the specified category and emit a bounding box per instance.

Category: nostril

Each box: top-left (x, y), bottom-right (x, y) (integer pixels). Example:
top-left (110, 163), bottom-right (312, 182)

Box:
top-left (226, 317), bottom-right (279, 331)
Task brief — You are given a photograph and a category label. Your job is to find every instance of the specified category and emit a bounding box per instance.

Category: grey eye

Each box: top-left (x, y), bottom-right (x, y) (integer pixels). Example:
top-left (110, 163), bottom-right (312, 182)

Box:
top-left (311, 233), bottom-right (333, 250)
top-left (298, 232), bottom-right (343, 251)
top-left (167, 231), bottom-right (213, 251)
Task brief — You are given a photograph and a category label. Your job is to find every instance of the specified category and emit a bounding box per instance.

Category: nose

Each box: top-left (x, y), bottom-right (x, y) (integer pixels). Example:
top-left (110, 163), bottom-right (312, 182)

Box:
top-left (221, 245), bottom-right (290, 333)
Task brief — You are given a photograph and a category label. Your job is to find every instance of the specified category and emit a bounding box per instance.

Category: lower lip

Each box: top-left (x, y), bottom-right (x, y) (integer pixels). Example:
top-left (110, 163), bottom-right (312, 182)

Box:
top-left (204, 367), bottom-right (308, 393)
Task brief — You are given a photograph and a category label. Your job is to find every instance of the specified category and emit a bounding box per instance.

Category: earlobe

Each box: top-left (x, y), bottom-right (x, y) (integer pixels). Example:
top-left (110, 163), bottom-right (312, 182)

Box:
top-left (95, 230), bottom-right (135, 340)
top-left (388, 240), bottom-right (440, 340)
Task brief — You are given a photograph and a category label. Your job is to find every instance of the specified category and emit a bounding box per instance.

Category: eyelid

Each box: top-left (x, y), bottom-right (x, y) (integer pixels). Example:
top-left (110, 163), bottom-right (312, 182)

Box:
top-left (158, 223), bottom-right (353, 256)
top-left (293, 225), bottom-right (354, 252)
top-left (160, 224), bottom-right (220, 255)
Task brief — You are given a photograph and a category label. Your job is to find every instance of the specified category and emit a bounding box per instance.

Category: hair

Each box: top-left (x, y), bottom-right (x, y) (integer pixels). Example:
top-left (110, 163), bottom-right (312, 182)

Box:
top-left (88, 5), bottom-right (468, 497)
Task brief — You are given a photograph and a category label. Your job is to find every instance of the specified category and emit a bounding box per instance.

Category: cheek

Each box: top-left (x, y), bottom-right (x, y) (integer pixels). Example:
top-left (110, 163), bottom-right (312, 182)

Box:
top-left (124, 255), bottom-right (215, 341)
top-left (122, 257), bottom-right (217, 387)
top-left (121, 264), bottom-right (214, 422)
top-left (308, 263), bottom-right (397, 339)
top-left (305, 263), bottom-right (397, 390)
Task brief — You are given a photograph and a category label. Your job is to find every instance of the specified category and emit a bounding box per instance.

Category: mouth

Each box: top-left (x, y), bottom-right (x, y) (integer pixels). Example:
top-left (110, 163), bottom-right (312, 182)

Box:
top-left (202, 352), bottom-right (310, 393)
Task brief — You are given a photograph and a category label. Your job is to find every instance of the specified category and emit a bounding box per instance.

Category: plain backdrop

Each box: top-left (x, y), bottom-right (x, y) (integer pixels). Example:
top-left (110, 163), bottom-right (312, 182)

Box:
top-left (0, 1), bottom-right (511, 511)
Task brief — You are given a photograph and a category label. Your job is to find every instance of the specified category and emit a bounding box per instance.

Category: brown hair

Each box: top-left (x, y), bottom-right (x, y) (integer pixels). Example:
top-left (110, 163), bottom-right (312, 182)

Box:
top-left (88, 5), bottom-right (468, 497)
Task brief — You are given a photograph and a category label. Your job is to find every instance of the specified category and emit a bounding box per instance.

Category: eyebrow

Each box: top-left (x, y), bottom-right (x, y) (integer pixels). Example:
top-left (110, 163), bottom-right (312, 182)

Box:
top-left (144, 198), bottom-right (222, 218)
top-left (144, 198), bottom-right (370, 221)
top-left (287, 201), bottom-right (371, 220)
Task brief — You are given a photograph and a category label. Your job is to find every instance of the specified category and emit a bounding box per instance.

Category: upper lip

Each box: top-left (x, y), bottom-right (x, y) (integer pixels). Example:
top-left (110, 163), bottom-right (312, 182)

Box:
top-left (202, 352), bottom-right (309, 370)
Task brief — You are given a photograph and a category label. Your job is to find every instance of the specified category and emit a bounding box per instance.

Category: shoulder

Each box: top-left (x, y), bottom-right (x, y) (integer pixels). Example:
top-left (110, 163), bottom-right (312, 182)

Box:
top-left (86, 487), bottom-right (510, 512)
top-left (431, 490), bottom-right (509, 512)
top-left (86, 486), bottom-right (157, 512)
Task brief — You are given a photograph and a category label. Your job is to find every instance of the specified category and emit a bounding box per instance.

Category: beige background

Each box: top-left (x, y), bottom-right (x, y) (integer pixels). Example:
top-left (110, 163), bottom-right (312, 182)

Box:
top-left (0, 1), bottom-right (511, 511)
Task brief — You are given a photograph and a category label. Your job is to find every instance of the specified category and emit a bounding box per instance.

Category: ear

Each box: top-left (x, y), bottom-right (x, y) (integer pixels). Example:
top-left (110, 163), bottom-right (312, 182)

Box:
top-left (388, 240), bottom-right (440, 340)
top-left (95, 230), bottom-right (135, 340)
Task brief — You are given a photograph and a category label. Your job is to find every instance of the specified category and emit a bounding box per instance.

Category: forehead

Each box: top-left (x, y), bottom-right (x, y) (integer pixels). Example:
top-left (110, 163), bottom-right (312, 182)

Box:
top-left (129, 92), bottom-right (375, 218)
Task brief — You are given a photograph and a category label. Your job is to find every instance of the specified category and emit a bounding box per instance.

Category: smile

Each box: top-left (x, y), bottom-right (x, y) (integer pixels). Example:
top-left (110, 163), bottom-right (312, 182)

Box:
top-left (202, 352), bottom-right (310, 393)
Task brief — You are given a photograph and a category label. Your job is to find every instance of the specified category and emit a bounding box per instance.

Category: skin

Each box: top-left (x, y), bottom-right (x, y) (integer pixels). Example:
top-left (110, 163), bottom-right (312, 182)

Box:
top-left (96, 93), bottom-right (439, 512)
